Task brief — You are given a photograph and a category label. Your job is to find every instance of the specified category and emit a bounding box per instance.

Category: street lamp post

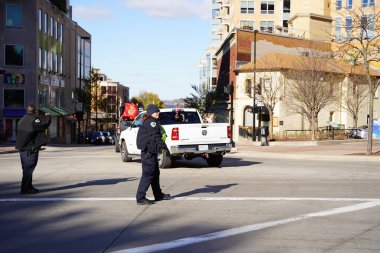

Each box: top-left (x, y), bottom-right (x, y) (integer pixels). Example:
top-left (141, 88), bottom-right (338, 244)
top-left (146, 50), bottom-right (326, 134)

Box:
top-left (229, 81), bottom-right (235, 147)
top-left (252, 29), bottom-right (258, 142)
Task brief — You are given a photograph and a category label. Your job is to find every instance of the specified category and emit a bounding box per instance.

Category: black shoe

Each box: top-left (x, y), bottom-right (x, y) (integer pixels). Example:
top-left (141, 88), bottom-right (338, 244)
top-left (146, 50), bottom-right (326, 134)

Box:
top-left (20, 189), bottom-right (39, 194)
top-left (39, 147), bottom-right (46, 151)
top-left (31, 187), bottom-right (39, 192)
top-left (155, 193), bottom-right (171, 201)
top-left (137, 199), bottom-right (155, 205)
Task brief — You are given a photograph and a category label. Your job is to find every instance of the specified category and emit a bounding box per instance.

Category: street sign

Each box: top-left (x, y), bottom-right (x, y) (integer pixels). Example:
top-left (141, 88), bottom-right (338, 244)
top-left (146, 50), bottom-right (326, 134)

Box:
top-left (76, 103), bottom-right (83, 111)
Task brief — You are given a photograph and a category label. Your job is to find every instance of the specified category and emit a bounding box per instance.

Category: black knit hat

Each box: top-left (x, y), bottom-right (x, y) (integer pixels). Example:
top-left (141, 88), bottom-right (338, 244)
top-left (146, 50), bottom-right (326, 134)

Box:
top-left (147, 104), bottom-right (160, 116)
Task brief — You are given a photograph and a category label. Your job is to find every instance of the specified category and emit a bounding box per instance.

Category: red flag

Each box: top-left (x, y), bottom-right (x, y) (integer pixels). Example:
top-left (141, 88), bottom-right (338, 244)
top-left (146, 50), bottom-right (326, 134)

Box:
top-left (121, 103), bottom-right (138, 120)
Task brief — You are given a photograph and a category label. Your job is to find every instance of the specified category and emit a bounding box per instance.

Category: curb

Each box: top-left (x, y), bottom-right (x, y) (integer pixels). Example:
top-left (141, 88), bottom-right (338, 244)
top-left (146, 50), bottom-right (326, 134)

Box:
top-left (229, 150), bottom-right (380, 162)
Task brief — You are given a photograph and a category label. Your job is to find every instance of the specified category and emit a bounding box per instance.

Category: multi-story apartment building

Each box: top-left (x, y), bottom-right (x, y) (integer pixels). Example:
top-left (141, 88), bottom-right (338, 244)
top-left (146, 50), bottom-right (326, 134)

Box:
top-left (94, 70), bottom-right (129, 131)
top-left (0, 0), bottom-right (91, 144)
top-left (212, 0), bottom-right (380, 140)
top-left (203, 0), bottom-right (379, 90)
top-left (201, 0), bottom-right (291, 91)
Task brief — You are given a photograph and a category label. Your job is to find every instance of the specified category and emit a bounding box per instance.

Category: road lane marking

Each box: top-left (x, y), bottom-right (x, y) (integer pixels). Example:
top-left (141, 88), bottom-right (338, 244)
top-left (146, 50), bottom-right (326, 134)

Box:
top-left (111, 201), bottom-right (380, 253)
top-left (1, 197), bottom-right (380, 202)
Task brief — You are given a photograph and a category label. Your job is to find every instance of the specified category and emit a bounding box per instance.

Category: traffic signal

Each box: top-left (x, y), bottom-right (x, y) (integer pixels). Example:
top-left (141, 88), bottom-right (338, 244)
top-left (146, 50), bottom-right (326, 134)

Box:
top-left (74, 111), bottom-right (84, 121)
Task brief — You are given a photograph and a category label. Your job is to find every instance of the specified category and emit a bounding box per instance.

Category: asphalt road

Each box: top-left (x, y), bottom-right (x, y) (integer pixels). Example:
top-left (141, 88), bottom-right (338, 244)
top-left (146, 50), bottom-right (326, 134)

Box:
top-left (0, 145), bottom-right (379, 253)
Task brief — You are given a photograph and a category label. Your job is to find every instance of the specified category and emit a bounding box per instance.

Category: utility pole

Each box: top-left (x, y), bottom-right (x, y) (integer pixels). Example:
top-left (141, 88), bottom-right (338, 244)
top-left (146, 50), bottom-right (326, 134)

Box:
top-left (229, 81), bottom-right (235, 147)
top-left (252, 30), bottom-right (258, 142)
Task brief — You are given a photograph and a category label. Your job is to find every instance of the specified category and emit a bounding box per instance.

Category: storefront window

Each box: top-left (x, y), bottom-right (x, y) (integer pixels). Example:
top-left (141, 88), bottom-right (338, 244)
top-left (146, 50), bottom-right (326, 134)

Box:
top-left (4, 89), bottom-right (24, 108)
top-left (5, 45), bottom-right (24, 66)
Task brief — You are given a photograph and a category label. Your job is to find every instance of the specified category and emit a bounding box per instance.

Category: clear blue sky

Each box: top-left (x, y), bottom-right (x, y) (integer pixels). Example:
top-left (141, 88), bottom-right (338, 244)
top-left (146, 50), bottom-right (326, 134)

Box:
top-left (70, 0), bottom-right (211, 100)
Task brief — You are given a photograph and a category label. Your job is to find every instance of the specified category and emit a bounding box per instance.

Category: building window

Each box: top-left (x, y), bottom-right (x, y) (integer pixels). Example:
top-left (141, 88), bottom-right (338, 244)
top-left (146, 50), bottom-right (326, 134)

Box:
top-left (260, 20), bottom-right (274, 33)
top-left (336, 0), bottom-right (342, 10)
top-left (5, 45), bottom-right (24, 66)
top-left (38, 9), bottom-right (42, 30)
top-left (245, 79), bottom-right (252, 96)
top-left (39, 48), bottom-right (42, 69)
top-left (53, 53), bottom-right (58, 73)
top-left (241, 1), bottom-right (254, 14)
top-left (243, 106), bottom-right (253, 126)
top-left (361, 15), bottom-right (375, 38)
top-left (55, 21), bottom-right (58, 39)
top-left (59, 56), bottom-right (63, 74)
top-left (261, 1), bottom-right (274, 14)
top-left (44, 13), bottom-right (48, 33)
top-left (335, 18), bottom-right (342, 41)
top-left (38, 88), bottom-right (49, 107)
top-left (240, 20), bottom-right (254, 30)
top-left (49, 52), bottom-right (53, 71)
top-left (84, 40), bottom-right (91, 79)
top-left (346, 16), bottom-right (352, 37)
top-left (366, 14), bottom-right (375, 38)
top-left (347, 0), bottom-right (353, 8)
top-left (362, 0), bottom-right (375, 7)
top-left (44, 50), bottom-right (47, 70)
top-left (60, 24), bottom-right (63, 43)
top-left (4, 89), bottom-right (24, 108)
top-left (283, 0), bottom-right (290, 13)
top-left (6, 4), bottom-right (23, 27)
top-left (50, 17), bottom-right (54, 37)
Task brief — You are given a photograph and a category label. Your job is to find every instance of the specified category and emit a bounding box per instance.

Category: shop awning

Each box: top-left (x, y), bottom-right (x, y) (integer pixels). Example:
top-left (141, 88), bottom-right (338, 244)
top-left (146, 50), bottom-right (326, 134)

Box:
top-left (39, 107), bottom-right (60, 117)
top-left (3, 108), bottom-right (26, 118)
top-left (50, 107), bottom-right (73, 116)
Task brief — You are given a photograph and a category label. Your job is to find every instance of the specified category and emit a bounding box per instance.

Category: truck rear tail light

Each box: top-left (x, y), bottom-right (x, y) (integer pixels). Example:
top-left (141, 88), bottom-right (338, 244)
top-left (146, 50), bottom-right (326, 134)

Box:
top-left (172, 127), bottom-right (179, 140)
top-left (227, 126), bottom-right (231, 139)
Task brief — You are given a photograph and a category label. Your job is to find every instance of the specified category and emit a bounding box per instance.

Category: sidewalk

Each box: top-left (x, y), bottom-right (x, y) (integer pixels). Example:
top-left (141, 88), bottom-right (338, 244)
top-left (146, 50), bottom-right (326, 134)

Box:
top-left (232, 139), bottom-right (380, 161)
top-left (0, 143), bottom-right (89, 155)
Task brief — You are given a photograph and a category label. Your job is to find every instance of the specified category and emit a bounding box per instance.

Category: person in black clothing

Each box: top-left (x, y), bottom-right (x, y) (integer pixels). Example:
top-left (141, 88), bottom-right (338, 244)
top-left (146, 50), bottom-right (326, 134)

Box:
top-left (15, 104), bottom-right (51, 194)
top-left (136, 104), bottom-right (171, 205)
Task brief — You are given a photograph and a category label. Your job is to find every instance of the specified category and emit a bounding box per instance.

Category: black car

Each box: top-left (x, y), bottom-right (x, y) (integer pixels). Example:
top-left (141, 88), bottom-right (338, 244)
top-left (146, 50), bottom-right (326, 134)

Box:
top-left (85, 131), bottom-right (106, 145)
top-left (102, 131), bottom-right (115, 145)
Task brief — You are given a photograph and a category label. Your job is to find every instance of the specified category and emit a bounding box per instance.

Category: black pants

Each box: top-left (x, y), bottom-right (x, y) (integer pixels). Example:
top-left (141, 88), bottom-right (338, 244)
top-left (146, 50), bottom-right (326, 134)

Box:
top-left (19, 150), bottom-right (39, 191)
top-left (136, 150), bottom-right (163, 201)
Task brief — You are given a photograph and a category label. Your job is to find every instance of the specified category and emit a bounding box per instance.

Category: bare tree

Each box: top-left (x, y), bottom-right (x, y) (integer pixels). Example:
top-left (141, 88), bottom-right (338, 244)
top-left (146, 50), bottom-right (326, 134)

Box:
top-left (243, 70), bottom-right (284, 139)
top-left (285, 50), bottom-right (342, 140)
top-left (334, 6), bottom-right (380, 154)
top-left (343, 74), bottom-right (368, 128)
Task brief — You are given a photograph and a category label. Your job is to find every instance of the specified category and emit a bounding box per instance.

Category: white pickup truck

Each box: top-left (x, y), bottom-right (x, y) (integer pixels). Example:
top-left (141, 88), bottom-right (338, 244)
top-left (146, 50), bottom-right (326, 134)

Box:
top-left (119, 108), bottom-right (232, 168)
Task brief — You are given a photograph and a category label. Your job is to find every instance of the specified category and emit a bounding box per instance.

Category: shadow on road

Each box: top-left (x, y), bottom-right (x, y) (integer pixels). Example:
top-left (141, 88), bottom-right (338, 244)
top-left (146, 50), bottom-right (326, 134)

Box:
top-left (42, 177), bottom-right (138, 192)
top-left (173, 157), bottom-right (262, 169)
top-left (173, 183), bottom-right (238, 198)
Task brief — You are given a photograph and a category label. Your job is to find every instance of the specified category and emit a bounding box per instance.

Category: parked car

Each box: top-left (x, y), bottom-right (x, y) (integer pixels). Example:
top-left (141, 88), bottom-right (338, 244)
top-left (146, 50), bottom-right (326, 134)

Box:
top-left (85, 131), bottom-right (106, 145)
top-left (347, 126), bottom-right (368, 139)
top-left (102, 131), bottom-right (115, 145)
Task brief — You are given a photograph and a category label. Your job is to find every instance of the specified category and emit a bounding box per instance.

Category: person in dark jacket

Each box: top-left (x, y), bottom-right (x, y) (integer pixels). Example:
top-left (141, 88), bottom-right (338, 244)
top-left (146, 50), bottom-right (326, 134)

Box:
top-left (135, 104), bottom-right (171, 205)
top-left (15, 104), bottom-right (51, 194)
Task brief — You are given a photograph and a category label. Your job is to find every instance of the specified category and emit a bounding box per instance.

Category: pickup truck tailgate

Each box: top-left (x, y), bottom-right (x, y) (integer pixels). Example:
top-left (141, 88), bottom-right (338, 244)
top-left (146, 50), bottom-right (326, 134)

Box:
top-left (166, 123), bottom-right (230, 144)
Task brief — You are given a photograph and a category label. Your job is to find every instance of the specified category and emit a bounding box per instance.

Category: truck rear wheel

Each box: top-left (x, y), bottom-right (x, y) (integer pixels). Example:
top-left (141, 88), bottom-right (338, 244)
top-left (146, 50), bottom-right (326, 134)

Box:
top-left (158, 150), bottom-right (172, 168)
top-left (206, 154), bottom-right (223, 167)
top-left (121, 141), bottom-right (132, 162)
